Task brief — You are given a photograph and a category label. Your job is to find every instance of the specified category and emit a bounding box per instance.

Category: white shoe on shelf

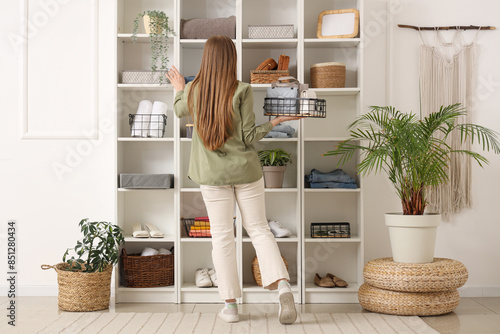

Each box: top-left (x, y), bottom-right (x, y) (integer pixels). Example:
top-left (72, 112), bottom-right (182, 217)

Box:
top-left (218, 304), bottom-right (239, 323)
top-left (208, 268), bottom-right (218, 287)
top-left (269, 220), bottom-right (292, 238)
top-left (132, 223), bottom-right (149, 238)
top-left (195, 268), bottom-right (212, 287)
top-left (144, 223), bottom-right (164, 238)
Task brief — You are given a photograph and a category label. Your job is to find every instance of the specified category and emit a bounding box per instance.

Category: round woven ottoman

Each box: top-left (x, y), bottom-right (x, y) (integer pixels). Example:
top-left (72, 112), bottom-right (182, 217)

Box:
top-left (364, 257), bottom-right (468, 292)
top-left (358, 283), bottom-right (460, 316)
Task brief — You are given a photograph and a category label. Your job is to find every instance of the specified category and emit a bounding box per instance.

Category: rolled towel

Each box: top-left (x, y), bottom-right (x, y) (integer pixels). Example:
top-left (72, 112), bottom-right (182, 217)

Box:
top-left (149, 101), bottom-right (168, 137)
top-left (158, 248), bottom-right (172, 255)
top-left (131, 100), bottom-right (153, 137)
top-left (141, 247), bottom-right (159, 256)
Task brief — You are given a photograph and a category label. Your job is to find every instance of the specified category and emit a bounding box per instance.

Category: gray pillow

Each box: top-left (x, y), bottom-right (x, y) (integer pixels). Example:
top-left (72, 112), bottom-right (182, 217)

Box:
top-left (180, 16), bottom-right (236, 39)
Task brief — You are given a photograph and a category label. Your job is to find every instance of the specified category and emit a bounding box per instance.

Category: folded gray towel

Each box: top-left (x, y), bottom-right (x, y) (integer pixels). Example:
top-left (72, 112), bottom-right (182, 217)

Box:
top-left (180, 16), bottom-right (236, 39)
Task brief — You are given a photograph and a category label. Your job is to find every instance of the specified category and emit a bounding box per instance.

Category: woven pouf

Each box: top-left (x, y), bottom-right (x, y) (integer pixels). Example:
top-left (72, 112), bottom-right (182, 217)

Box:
top-left (364, 257), bottom-right (468, 292)
top-left (358, 283), bottom-right (460, 316)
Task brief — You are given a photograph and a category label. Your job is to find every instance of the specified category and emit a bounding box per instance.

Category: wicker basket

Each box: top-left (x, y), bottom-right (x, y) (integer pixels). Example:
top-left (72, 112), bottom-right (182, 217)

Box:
top-left (41, 262), bottom-right (113, 312)
top-left (120, 249), bottom-right (174, 288)
top-left (251, 255), bottom-right (288, 287)
top-left (310, 62), bottom-right (346, 88)
top-left (250, 70), bottom-right (289, 84)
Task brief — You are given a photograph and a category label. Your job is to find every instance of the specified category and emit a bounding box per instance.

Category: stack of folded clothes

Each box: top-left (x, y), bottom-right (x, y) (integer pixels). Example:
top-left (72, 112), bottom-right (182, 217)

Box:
top-left (189, 216), bottom-right (211, 237)
top-left (305, 168), bottom-right (357, 189)
top-left (264, 124), bottom-right (295, 138)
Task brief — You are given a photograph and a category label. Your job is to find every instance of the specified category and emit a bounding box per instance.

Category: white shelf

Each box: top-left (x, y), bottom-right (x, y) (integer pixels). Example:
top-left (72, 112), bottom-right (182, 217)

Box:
top-left (304, 188), bottom-right (361, 193)
top-left (259, 138), bottom-right (299, 142)
top-left (303, 137), bottom-right (351, 142)
top-left (181, 283), bottom-right (219, 292)
top-left (304, 38), bottom-right (361, 48)
top-left (118, 137), bottom-right (174, 142)
top-left (304, 282), bottom-right (360, 293)
top-left (243, 235), bottom-right (299, 243)
top-left (243, 283), bottom-right (299, 292)
top-left (118, 33), bottom-right (175, 43)
top-left (124, 235), bottom-right (176, 243)
top-left (118, 188), bottom-right (174, 192)
top-left (180, 237), bottom-right (213, 243)
top-left (304, 236), bottom-right (361, 243)
top-left (180, 39), bottom-right (236, 48)
top-left (310, 88), bottom-right (361, 96)
top-left (242, 39), bottom-right (298, 49)
top-left (117, 286), bottom-right (176, 293)
top-left (117, 84), bottom-right (173, 91)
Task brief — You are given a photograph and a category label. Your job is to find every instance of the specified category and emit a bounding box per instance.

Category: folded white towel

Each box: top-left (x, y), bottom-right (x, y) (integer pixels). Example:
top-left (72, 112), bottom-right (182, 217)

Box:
top-left (149, 101), bottom-right (168, 138)
top-left (131, 100), bottom-right (153, 137)
top-left (141, 247), bottom-right (159, 256)
top-left (158, 248), bottom-right (172, 255)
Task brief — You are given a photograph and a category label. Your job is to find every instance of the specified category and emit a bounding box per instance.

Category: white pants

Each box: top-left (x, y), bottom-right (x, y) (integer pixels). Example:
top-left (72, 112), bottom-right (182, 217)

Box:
top-left (200, 177), bottom-right (290, 300)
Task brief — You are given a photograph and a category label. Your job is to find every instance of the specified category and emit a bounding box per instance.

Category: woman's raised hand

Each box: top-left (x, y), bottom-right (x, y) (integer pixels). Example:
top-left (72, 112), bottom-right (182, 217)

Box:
top-left (165, 66), bottom-right (186, 91)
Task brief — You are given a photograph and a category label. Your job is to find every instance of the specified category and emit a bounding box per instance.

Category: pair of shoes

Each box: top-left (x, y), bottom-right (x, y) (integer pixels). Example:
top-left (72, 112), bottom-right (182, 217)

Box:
top-left (219, 303), bottom-right (239, 323)
top-left (132, 223), bottom-right (164, 238)
top-left (269, 220), bottom-right (292, 238)
top-left (278, 281), bottom-right (297, 325)
top-left (314, 273), bottom-right (348, 288)
top-left (195, 268), bottom-right (218, 287)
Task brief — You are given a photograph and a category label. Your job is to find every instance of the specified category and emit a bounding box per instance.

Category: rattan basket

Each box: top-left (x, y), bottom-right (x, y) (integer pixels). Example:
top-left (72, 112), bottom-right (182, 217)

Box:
top-left (250, 70), bottom-right (289, 84)
top-left (310, 62), bottom-right (346, 88)
top-left (120, 249), bottom-right (174, 288)
top-left (251, 255), bottom-right (288, 287)
top-left (41, 262), bottom-right (113, 312)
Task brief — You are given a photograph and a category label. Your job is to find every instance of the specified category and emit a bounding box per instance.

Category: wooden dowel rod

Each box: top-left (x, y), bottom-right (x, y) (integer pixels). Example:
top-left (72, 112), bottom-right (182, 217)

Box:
top-left (398, 24), bottom-right (496, 31)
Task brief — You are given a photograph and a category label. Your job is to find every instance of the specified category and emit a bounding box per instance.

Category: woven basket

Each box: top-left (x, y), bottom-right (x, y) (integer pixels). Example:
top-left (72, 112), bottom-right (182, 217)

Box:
top-left (363, 257), bottom-right (468, 293)
top-left (41, 262), bottom-right (113, 312)
top-left (121, 249), bottom-right (174, 288)
top-left (250, 70), bottom-right (289, 84)
top-left (358, 283), bottom-right (460, 316)
top-left (310, 62), bottom-right (346, 88)
top-left (251, 255), bottom-right (288, 287)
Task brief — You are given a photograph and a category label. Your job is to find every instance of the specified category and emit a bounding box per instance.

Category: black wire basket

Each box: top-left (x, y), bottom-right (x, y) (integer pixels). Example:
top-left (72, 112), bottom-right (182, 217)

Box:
top-left (264, 97), bottom-right (326, 118)
top-left (182, 217), bottom-right (236, 238)
top-left (129, 114), bottom-right (167, 138)
top-left (310, 222), bottom-right (350, 238)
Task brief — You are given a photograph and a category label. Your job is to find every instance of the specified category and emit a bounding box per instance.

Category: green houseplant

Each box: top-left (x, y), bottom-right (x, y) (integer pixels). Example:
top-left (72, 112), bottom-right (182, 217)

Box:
top-left (258, 148), bottom-right (292, 188)
top-left (133, 10), bottom-right (175, 85)
top-left (324, 104), bottom-right (499, 262)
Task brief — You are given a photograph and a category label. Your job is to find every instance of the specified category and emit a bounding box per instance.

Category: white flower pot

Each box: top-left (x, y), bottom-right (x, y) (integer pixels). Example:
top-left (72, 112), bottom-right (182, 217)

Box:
top-left (385, 213), bottom-right (441, 263)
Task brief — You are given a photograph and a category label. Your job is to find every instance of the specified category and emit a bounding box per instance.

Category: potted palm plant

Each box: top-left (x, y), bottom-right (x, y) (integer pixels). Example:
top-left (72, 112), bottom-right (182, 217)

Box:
top-left (324, 104), bottom-right (499, 263)
top-left (42, 218), bottom-right (125, 311)
top-left (258, 148), bottom-right (292, 188)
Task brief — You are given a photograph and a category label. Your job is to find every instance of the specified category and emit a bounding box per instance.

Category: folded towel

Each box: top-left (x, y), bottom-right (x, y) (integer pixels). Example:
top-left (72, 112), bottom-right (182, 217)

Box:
top-left (273, 124), bottom-right (296, 136)
top-left (265, 131), bottom-right (289, 138)
top-left (190, 226), bottom-right (211, 230)
top-left (141, 247), bottom-right (159, 256)
top-left (189, 230), bottom-right (212, 237)
top-left (195, 216), bottom-right (210, 221)
top-left (148, 101), bottom-right (168, 138)
top-left (194, 221), bottom-right (210, 227)
top-left (158, 247), bottom-right (172, 255)
top-left (306, 168), bottom-right (356, 184)
top-left (131, 100), bottom-right (153, 137)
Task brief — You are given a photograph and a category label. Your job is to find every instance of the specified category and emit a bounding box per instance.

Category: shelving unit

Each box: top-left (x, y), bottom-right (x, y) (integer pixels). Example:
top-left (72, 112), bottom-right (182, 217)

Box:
top-left (115, 0), bottom-right (363, 304)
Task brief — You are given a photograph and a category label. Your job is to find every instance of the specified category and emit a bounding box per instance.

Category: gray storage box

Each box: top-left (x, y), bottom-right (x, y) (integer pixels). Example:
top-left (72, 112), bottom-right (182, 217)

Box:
top-left (120, 174), bottom-right (174, 189)
top-left (248, 25), bottom-right (294, 39)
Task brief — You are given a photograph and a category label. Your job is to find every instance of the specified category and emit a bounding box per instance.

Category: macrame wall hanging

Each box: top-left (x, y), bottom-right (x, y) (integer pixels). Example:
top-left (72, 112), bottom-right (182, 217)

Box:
top-left (398, 24), bottom-right (495, 220)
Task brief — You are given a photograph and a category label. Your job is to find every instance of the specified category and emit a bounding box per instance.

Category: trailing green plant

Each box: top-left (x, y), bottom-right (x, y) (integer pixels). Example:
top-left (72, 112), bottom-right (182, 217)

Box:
top-left (258, 148), bottom-right (292, 167)
top-left (324, 103), bottom-right (500, 215)
top-left (63, 218), bottom-right (125, 273)
top-left (133, 10), bottom-right (175, 85)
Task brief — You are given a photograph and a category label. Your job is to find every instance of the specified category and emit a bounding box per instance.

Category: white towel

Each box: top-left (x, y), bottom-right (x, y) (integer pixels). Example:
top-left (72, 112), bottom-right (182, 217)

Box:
top-left (158, 248), bottom-right (172, 255)
top-left (149, 101), bottom-right (168, 137)
top-left (131, 100), bottom-right (153, 137)
top-left (141, 247), bottom-right (159, 256)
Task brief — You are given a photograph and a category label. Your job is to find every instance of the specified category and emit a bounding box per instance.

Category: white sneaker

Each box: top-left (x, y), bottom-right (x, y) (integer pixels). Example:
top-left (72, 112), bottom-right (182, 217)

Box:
top-left (218, 304), bottom-right (239, 323)
top-left (195, 268), bottom-right (212, 287)
top-left (208, 268), bottom-right (218, 287)
top-left (278, 282), bottom-right (297, 325)
top-left (269, 220), bottom-right (292, 238)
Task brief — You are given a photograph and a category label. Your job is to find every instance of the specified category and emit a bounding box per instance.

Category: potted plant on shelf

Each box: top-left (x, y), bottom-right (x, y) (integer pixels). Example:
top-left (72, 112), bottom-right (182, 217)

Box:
top-left (133, 10), bottom-right (175, 85)
top-left (42, 218), bottom-right (125, 311)
top-left (324, 104), bottom-right (499, 263)
top-left (258, 148), bottom-right (292, 188)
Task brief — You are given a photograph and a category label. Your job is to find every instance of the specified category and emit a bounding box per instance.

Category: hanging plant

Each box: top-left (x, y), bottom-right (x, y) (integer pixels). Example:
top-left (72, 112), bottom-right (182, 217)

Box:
top-left (133, 10), bottom-right (175, 85)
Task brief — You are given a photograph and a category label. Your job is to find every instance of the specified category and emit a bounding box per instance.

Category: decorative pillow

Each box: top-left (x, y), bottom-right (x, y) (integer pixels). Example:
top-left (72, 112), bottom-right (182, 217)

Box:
top-left (180, 16), bottom-right (236, 39)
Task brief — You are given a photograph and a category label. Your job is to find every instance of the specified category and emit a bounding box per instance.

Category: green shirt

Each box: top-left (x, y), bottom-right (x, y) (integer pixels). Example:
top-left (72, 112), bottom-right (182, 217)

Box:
top-left (174, 81), bottom-right (273, 186)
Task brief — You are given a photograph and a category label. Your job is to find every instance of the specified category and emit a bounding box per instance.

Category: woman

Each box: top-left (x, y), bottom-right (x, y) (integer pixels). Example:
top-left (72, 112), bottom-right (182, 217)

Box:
top-left (166, 35), bottom-right (301, 325)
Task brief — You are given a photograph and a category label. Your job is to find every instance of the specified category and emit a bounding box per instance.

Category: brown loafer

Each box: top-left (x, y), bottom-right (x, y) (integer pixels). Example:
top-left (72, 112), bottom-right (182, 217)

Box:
top-left (314, 273), bottom-right (335, 288)
top-left (326, 273), bottom-right (348, 288)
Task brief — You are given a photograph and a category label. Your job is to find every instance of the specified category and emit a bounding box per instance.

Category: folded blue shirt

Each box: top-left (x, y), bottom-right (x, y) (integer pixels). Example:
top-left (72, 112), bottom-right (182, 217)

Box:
top-left (265, 131), bottom-right (289, 138)
top-left (309, 181), bottom-right (357, 189)
top-left (306, 168), bottom-right (356, 184)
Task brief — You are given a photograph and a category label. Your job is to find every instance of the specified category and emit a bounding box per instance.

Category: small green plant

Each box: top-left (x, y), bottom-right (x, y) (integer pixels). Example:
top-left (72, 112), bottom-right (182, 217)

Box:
top-left (63, 218), bottom-right (125, 273)
top-left (258, 148), bottom-right (292, 166)
top-left (133, 10), bottom-right (175, 85)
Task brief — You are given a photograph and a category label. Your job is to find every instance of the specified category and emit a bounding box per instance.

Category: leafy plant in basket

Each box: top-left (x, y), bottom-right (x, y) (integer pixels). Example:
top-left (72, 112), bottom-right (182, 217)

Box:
top-left (63, 218), bottom-right (125, 273)
top-left (258, 148), bottom-right (292, 188)
top-left (133, 10), bottom-right (175, 85)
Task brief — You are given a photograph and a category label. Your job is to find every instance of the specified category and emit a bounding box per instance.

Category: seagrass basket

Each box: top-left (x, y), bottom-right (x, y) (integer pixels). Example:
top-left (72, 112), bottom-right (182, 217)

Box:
top-left (251, 255), bottom-right (288, 287)
top-left (41, 262), bottom-right (113, 312)
top-left (250, 70), bottom-right (289, 84)
top-left (310, 62), bottom-right (346, 88)
top-left (120, 249), bottom-right (174, 288)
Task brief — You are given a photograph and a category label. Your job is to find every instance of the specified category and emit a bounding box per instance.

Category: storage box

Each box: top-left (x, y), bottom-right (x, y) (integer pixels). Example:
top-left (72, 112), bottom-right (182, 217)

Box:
top-left (310, 222), bottom-right (350, 238)
top-left (310, 62), bottom-right (346, 88)
top-left (120, 249), bottom-right (174, 288)
top-left (250, 70), bottom-right (289, 84)
top-left (121, 71), bottom-right (167, 84)
top-left (119, 174), bottom-right (174, 189)
top-left (248, 25), bottom-right (294, 39)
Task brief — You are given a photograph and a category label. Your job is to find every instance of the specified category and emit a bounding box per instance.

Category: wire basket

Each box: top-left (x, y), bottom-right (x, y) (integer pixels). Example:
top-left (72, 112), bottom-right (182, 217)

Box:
top-left (182, 217), bottom-right (236, 238)
top-left (310, 222), bottom-right (350, 238)
top-left (129, 114), bottom-right (167, 138)
top-left (120, 249), bottom-right (174, 288)
top-left (264, 97), bottom-right (326, 118)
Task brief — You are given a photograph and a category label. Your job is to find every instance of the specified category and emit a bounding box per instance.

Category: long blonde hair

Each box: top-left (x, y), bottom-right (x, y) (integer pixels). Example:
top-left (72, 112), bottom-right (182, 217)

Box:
top-left (188, 35), bottom-right (238, 151)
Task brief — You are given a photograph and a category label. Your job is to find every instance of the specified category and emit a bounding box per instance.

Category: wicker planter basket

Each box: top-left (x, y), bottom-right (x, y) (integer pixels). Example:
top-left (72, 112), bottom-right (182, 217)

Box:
top-left (310, 62), bottom-right (346, 88)
top-left (41, 263), bottom-right (113, 312)
top-left (120, 249), bottom-right (174, 288)
top-left (251, 255), bottom-right (288, 287)
top-left (250, 70), bottom-right (289, 84)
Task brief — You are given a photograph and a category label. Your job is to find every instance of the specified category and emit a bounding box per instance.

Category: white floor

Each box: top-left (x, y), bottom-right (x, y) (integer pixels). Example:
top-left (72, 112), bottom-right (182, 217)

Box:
top-left (2, 297), bottom-right (500, 333)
